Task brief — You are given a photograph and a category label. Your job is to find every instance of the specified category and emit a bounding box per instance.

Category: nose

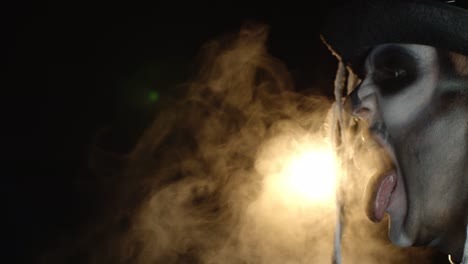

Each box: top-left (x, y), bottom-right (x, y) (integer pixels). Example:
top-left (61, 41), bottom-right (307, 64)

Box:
top-left (344, 83), bottom-right (372, 119)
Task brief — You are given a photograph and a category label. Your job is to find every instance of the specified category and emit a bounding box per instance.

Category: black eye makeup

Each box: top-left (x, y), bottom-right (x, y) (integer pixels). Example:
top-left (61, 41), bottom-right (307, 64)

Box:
top-left (370, 46), bottom-right (419, 96)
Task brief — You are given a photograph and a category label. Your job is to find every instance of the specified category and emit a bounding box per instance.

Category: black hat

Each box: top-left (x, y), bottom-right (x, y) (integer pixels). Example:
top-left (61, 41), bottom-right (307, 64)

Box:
top-left (320, 0), bottom-right (468, 77)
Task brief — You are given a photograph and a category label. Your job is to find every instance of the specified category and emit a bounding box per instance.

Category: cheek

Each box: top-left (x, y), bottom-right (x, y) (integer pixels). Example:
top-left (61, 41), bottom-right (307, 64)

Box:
top-left (408, 109), bottom-right (466, 187)
top-left (379, 72), bottom-right (438, 130)
top-left (393, 102), bottom-right (468, 225)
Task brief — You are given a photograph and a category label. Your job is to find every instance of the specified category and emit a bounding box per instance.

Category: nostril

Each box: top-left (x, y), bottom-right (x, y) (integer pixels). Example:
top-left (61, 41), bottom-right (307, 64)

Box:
top-left (344, 84), bottom-right (373, 119)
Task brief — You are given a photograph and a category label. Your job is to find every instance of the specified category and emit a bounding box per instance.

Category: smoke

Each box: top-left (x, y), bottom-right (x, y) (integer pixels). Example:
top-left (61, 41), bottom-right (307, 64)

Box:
top-left (43, 24), bottom-right (439, 263)
top-left (123, 24), bottom-right (337, 263)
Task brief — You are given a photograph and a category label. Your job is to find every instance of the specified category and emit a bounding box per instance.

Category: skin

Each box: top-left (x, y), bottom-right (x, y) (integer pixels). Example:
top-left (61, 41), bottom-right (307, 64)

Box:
top-left (349, 44), bottom-right (468, 261)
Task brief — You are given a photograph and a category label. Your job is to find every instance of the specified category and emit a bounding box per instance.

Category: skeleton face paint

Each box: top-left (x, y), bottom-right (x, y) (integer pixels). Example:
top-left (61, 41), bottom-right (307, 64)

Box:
top-left (349, 43), bottom-right (468, 260)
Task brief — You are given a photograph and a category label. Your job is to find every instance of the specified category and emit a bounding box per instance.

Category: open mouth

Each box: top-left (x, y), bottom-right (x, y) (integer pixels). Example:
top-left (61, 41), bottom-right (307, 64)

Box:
top-left (365, 168), bottom-right (397, 222)
top-left (364, 122), bottom-right (408, 228)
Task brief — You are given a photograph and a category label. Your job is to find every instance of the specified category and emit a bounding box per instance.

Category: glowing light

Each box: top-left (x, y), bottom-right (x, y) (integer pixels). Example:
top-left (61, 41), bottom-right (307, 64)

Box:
top-left (258, 135), bottom-right (339, 209)
top-left (283, 147), bottom-right (337, 204)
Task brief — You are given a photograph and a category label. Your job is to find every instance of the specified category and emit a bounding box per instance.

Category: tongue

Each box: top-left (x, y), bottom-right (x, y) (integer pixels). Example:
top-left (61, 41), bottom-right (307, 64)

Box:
top-left (365, 171), bottom-right (397, 222)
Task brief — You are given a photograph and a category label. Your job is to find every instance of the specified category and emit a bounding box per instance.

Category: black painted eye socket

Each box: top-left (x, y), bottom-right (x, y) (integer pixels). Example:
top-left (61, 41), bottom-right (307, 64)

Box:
top-left (374, 66), bottom-right (407, 80)
top-left (370, 46), bottom-right (419, 96)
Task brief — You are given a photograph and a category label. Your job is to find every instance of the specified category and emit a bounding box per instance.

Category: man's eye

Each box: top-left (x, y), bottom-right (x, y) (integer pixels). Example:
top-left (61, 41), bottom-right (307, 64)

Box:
top-left (369, 46), bottom-right (419, 96)
top-left (374, 67), bottom-right (407, 81)
top-left (372, 65), bottom-right (416, 96)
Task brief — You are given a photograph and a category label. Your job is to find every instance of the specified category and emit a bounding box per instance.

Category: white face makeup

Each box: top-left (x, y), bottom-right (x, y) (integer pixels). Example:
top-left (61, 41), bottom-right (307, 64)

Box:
top-left (350, 43), bottom-right (468, 260)
top-left (360, 45), bottom-right (439, 130)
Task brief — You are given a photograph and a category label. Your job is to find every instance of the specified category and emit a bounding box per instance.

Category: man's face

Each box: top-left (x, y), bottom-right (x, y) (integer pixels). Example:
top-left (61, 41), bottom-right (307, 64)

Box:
top-left (350, 43), bottom-right (468, 258)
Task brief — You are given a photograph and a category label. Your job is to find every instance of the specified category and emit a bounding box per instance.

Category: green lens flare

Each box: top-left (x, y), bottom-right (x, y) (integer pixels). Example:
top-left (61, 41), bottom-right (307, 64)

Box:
top-left (148, 90), bottom-right (160, 102)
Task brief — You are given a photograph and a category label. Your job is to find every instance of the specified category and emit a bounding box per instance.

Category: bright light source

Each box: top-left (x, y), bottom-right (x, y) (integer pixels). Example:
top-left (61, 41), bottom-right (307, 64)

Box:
top-left (258, 135), bottom-right (339, 209)
top-left (284, 147), bottom-right (337, 204)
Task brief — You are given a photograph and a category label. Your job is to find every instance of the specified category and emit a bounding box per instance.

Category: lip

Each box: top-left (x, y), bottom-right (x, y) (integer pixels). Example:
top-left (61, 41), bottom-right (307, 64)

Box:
top-left (365, 168), bottom-right (397, 222)
top-left (367, 122), bottom-right (411, 246)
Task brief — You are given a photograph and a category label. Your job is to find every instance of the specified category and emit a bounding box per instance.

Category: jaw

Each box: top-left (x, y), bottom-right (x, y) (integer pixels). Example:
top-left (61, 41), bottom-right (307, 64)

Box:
top-left (376, 124), bottom-right (468, 260)
top-left (364, 114), bottom-right (466, 250)
top-left (391, 103), bottom-right (468, 253)
top-left (362, 134), bottom-right (467, 254)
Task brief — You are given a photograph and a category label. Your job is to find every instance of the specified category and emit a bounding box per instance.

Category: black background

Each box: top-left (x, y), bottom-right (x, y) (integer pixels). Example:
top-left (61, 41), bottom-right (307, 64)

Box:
top-left (5, 0), bottom-right (448, 263)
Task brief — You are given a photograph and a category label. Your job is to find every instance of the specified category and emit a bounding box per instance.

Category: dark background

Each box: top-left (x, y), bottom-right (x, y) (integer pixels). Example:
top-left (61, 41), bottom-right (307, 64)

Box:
top-left (6, 0), bottom-right (448, 263)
